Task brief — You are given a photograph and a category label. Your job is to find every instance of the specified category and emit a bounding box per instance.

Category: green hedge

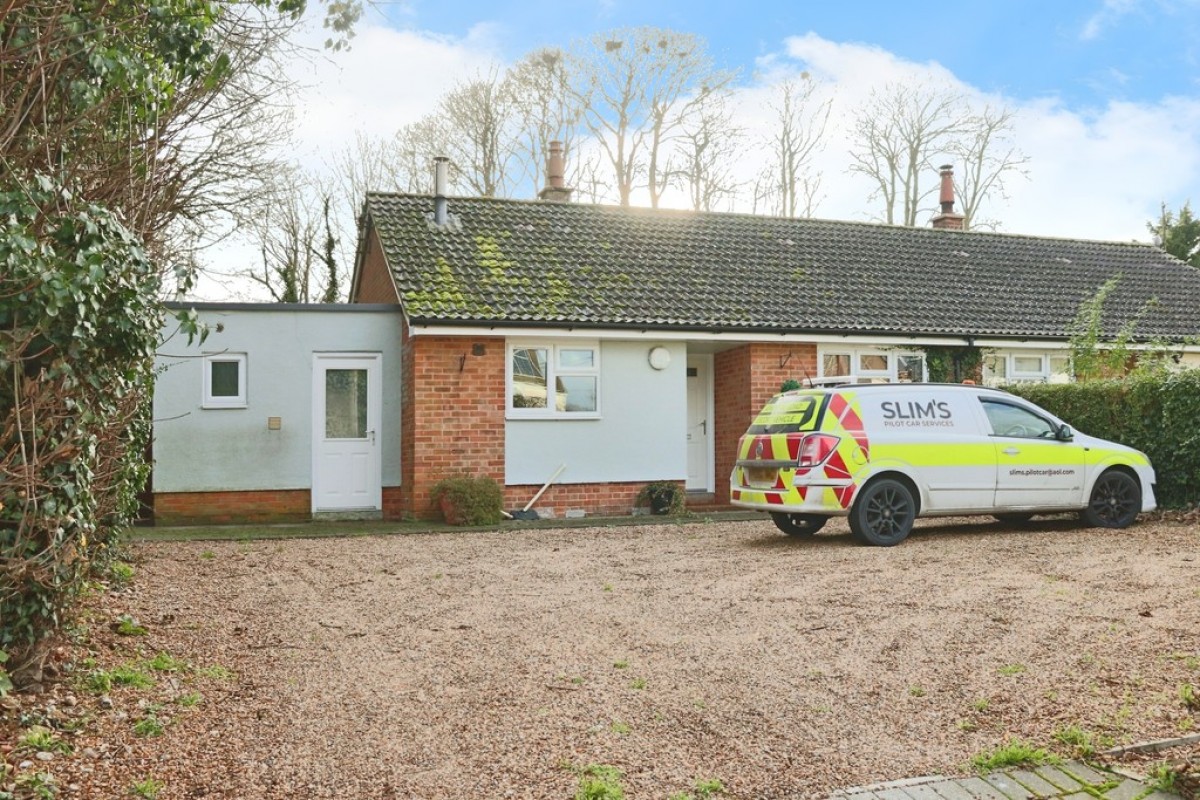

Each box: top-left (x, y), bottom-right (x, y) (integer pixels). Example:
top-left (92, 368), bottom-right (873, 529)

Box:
top-left (1007, 370), bottom-right (1200, 509)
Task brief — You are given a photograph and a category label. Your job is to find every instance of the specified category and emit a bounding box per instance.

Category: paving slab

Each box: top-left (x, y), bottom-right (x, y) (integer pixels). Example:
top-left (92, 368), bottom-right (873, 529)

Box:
top-left (1032, 766), bottom-right (1087, 792)
top-left (928, 780), bottom-right (977, 800)
top-left (956, 776), bottom-right (1012, 800)
top-left (1103, 778), bottom-right (1153, 800)
top-left (905, 784), bottom-right (951, 800)
top-left (1058, 760), bottom-right (1111, 787)
top-left (875, 789), bottom-right (916, 800)
top-left (1008, 768), bottom-right (1065, 797)
top-left (984, 773), bottom-right (1033, 799)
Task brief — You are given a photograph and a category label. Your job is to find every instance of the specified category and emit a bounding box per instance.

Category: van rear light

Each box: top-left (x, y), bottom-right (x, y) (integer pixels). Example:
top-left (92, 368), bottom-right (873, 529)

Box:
top-left (797, 433), bottom-right (840, 467)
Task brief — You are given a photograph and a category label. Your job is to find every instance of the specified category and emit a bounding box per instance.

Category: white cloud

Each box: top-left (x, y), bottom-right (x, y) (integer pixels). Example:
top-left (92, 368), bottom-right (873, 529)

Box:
top-left (284, 16), bottom-right (504, 168)
top-left (720, 35), bottom-right (1200, 242)
top-left (1080, 0), bottom-right (1141, 41)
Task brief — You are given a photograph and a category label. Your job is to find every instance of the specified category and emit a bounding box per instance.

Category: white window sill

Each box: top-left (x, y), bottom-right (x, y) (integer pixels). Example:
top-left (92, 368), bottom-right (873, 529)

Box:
top-left (506, 412), bottom-right (601, 421)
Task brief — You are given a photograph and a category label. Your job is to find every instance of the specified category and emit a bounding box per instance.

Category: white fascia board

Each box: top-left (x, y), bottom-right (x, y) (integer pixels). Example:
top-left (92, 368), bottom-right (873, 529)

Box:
top-left (409, 324), bottom-right (1200, 352)
top-left (409, 324), bottom-right (979, 347)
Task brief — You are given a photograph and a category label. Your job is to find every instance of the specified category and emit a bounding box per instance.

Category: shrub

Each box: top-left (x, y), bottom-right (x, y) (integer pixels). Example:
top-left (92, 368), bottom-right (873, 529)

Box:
top-left (0, 178), bottom-right (162, 688)
top-left (430, 476), bottom-right (504, 526)
top-left (1008, 370), bottom-right (1200, 508)
top-left (636, 481), bottom-right (685, 515)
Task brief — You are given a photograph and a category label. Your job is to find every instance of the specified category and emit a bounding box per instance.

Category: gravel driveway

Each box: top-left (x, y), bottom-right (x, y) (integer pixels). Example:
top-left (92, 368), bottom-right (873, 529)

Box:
top-left (63, 515), bottom-right (1200, 798)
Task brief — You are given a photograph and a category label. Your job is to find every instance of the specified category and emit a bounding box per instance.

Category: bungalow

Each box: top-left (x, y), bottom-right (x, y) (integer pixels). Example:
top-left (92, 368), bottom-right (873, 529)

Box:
top-left (150, 158), bottom-right (1200, 524)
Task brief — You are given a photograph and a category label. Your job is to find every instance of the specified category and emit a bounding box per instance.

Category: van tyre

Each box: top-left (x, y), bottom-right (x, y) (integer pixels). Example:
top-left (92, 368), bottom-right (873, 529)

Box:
top-left (849, 478), bottom-right (916, 547)
top-left (1082, 470), bottom-right (1141, 529)
top-left (770, 512), bottom-right (827, 537)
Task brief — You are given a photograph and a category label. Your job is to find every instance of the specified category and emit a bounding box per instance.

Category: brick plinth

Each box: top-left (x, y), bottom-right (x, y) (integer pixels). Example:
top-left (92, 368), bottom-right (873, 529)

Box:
top-left (502, 481), bottom-right (653, 518)
top-left (154, 487), bottom-right (404, 525)
top-left (713, 343), bottom-right (817, 504)
top-left (154, 490), bottom-right (311, 526)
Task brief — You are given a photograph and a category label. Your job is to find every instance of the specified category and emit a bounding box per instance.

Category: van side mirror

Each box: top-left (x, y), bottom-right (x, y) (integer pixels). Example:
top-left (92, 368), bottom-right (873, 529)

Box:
top-left (1056, 424), bottom-right (1074, 441)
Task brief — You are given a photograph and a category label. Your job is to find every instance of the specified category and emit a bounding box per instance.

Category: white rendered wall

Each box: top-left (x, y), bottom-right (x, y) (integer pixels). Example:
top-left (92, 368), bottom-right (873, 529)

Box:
top-left (505, 341), bottom-right (687, 485)
top-left (153, 305), bottom-right (402, 492)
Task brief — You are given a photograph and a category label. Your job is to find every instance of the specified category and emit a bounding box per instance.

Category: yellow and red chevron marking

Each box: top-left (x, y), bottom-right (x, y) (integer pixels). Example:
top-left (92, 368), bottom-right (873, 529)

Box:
top-left (826, 392), bottom-right (870, 460)
top-left (823, 449), bottom-right (853, 481)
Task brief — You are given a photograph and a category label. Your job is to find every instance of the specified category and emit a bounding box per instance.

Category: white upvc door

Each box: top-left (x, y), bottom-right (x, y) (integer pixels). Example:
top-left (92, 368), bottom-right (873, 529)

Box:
top-left (312, 354), bottom-right (382, 512)
top-left (686, 354), bottom-right (714, 492)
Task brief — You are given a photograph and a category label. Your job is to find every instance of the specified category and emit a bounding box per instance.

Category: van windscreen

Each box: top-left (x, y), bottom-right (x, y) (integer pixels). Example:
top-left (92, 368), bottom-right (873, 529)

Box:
top-left (746, 393), bottom-right (827, 434)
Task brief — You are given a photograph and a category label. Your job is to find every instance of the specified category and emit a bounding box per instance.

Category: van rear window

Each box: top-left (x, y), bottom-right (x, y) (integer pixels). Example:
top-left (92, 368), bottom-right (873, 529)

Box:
top-left (746, 393), bottom-right (828, 434)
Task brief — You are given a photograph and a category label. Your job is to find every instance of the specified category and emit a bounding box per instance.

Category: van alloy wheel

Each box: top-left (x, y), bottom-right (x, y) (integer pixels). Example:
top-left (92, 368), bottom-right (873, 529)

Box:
top-left (1082, 470), bottom-right (1141, 529)
top-left (849, 479), bottom-right (915, 547)
top-left (770, 512), bottom-right (827, 537)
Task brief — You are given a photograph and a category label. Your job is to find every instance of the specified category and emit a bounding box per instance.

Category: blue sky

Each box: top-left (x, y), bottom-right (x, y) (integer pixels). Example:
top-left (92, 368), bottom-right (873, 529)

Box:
top-left (376, 0), bottom-right (1200, 107)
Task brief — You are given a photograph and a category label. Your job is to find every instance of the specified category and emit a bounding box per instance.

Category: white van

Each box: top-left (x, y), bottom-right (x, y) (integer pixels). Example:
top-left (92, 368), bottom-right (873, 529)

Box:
top-left (730, 384), bottom-right (1156, 546)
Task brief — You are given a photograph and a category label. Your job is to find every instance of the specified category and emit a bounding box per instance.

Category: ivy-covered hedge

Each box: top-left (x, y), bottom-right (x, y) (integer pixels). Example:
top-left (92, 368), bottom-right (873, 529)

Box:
top-left (0, 178), bottom-right (162, 684)
top-left (1008, 370), bottom-right (1200, 509)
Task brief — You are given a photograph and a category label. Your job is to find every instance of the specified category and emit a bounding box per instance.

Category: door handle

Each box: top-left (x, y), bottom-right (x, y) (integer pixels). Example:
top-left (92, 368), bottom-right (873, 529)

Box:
top-left (368, 430), bottom-right (376, 444)
top-left (1003, 447), bottom-right (1019, 456)
top-left (701, 420), bottom-right (707, 434)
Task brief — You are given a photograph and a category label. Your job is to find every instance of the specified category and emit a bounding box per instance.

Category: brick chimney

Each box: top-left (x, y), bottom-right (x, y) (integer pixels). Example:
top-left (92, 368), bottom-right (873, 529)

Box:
top-left (931, 164), bottom-right (965, 230)
top-left (538, 140), bottom-right (573, 202)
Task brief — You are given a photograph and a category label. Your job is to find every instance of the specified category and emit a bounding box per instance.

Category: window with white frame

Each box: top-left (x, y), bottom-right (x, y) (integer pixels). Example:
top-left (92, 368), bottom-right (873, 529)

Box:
top-left (507, 341), bottom-right (600, 418)
top-left (202, 353), bottom-right (247, 408)
top-left (982, 351), bottom-right (1073, 386)
top-left (817, 348), bottom-right (926, 384)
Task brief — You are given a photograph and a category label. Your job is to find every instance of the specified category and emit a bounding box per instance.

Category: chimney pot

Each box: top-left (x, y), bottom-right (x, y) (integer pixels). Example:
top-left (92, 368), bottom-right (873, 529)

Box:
top-left (539, 140), bottom-right (573, 202)
top-left (931, 164), bottom-right (965, 231)
top-left (433, 156), bottom-right (449, 225)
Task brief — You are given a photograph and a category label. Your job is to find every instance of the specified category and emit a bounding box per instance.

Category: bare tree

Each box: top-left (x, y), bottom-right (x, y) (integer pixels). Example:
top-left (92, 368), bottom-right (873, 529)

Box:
top-left (248, 169), bottom-right (344, 302)
top-left (437, 67), bottom-right (521, 198)
top-left (570, 27), bottom-right (732, 207)
top-left (848, 83), bottom-right (967, 226)
top-left (676, 92), bottom-right (744, 212)
top-left (948, 103), bottom-right (1029, 230)
top-left (505, 48), bottom-right (583, 191)
top-left (760, 75), bottom-right (832, 217)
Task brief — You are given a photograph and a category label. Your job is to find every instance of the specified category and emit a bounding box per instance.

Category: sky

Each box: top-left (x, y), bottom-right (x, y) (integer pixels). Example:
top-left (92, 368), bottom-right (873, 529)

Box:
top-left (196, 0), bottom-right (1200, 299)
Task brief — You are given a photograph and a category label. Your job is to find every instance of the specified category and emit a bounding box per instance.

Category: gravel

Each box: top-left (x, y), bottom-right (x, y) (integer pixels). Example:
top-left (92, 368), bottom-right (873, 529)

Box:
top-left (6, 514), bottom-right (1199, 799)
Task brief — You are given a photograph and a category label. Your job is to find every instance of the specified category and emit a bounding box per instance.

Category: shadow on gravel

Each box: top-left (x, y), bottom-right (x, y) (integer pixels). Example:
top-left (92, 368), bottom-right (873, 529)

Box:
top-left (739, 514), bottom-right (1096, 550)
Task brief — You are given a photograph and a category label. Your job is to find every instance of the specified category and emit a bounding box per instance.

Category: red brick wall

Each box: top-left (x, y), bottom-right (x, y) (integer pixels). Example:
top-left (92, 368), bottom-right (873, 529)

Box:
top-left (403, 333), bottom-right (507, 519)
top-left (155, 490), bottom-right (311, 525)
top-left (154, 488), bottom-right (405, 525)
top-left (382, 486), bottom-right (404, 520)
top-left (502, 482), bottom-right (652, 517)
top-left (713, 343), bottom-right (817, 504)
top-left (353, 228), bottom-right (400, 303)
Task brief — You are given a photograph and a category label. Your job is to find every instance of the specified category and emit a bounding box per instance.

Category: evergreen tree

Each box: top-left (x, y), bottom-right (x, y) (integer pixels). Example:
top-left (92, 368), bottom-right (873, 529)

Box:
top-left (1148, 201), bottom-right (1200, 267)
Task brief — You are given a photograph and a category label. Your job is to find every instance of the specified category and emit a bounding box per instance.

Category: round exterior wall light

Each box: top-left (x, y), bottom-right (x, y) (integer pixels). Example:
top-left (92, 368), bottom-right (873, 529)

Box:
top-left (648, 346), bottom-right (671, 371)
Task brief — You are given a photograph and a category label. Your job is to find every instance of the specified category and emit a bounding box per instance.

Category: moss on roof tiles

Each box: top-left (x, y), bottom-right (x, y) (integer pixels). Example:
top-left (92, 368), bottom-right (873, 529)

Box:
top-left (366, 193), bottom-right (1200, 340)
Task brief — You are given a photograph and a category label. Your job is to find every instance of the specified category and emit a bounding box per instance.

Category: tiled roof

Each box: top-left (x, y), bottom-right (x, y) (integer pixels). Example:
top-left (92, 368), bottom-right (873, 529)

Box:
top-left (364, 193), bottom-right (1200, 341)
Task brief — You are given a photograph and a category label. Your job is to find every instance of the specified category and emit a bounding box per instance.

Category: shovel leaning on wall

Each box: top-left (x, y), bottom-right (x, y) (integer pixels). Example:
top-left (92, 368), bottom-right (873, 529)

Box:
top-left (509, 463), bottom-right (566, 520)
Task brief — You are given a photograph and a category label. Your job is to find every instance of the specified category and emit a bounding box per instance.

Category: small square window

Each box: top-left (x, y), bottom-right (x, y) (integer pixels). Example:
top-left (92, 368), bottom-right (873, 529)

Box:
top-left (202, 354), bottom-right (247, 408)
top-left (559, 348), bottom-right (594, 369)
top-left (859, 354), bottom-right (889, 372)
top-left (1012, 355), bottom-right (1045, 375)
top-left (823, 353), bottom-right (850, 377)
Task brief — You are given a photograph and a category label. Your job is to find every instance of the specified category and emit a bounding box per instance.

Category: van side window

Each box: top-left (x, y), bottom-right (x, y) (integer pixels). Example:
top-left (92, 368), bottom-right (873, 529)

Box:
top-left (980, 400), bottom-right (1057, 439)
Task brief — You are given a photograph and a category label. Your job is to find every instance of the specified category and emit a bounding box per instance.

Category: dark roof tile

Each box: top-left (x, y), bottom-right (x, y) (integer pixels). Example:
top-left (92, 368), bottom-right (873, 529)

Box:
top-left (365, 193), bottom-right (1200, 340)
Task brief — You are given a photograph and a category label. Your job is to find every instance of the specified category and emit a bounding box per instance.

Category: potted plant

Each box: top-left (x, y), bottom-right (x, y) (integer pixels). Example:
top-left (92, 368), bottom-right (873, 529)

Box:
top-left (430, 475), bottom-right (504, 526)
top-left (636, 481), bottom-right (685, 516)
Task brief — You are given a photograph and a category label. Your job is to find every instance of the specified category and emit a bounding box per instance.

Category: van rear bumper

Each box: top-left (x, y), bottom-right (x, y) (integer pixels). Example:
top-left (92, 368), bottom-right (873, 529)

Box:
top-left (729, 485), bottom-right (852, 516)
